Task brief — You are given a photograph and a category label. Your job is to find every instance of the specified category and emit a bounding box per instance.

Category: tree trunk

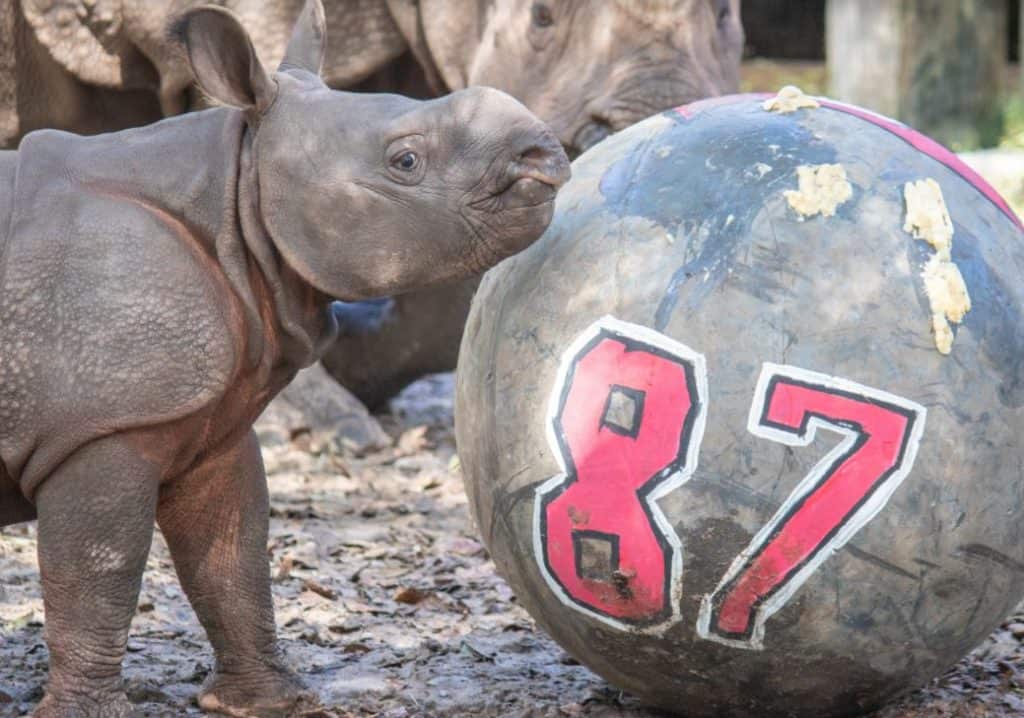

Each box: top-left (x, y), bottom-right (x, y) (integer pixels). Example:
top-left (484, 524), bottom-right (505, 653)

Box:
top-left (827, 0), bottom-right (1006, 149)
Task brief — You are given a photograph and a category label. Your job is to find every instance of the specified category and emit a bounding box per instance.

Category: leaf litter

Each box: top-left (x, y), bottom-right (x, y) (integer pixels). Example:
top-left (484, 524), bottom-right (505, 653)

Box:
top-left (1, 373), bottom-right (1023, 717)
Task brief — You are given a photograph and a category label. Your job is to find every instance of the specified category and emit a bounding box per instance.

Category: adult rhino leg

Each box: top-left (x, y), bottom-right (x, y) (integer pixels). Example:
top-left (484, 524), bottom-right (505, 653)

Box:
top-left (156, 430), bottom-right (307, 718)
top-left (33, 437), bottom-right (161, 718)
top-left (321, 277), bottom-right (480, 409)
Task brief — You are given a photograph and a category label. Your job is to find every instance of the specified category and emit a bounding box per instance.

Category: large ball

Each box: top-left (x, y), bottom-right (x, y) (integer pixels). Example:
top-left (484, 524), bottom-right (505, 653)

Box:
top-left (455, 93), bottom-right (1024, 717)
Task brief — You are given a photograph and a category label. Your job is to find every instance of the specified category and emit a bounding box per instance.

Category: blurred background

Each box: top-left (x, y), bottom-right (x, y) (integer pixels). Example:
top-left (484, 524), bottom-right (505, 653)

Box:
top-left (742, 0), bottom-right (1023, 213)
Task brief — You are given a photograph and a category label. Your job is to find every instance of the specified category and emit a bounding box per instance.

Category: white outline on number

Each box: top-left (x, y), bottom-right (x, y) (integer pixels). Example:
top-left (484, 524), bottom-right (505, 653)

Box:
top-left (533, 315), bottom-right (709, 633)
top-left (696, 362), bottom-right (927, 650)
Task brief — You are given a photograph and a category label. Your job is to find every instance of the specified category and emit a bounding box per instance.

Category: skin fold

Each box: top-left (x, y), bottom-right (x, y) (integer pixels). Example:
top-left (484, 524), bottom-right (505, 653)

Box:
top-left (0, 2), bottom-right (569, 715)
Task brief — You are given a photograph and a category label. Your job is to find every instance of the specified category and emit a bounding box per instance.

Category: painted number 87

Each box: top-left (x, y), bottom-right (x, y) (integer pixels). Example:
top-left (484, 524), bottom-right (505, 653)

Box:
top-left (534, 316), bottom-right (926, 649)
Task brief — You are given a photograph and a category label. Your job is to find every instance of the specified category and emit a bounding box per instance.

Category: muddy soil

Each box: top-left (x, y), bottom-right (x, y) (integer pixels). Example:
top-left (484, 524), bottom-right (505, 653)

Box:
top-left (2, 375), bottom-right (1023, 718)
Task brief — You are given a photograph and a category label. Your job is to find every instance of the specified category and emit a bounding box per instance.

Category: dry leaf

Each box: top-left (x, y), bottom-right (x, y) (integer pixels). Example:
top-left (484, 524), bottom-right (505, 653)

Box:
top-left (302, 578), bottom-right (338, 600)
top-left (393, 586), bottom-right (428, 605)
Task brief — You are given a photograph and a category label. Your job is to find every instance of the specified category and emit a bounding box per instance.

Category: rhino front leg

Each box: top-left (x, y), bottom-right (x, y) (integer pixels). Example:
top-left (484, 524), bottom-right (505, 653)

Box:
top-left (157, 430), bottom-right (307, 718)
top-left (34, 437), bottom-right (161, 718)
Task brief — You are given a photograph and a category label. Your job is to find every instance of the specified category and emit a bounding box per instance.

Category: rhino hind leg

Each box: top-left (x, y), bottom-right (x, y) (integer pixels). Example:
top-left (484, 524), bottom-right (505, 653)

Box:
top-left (33, 437), bottom-right (161, 718)
top-left (157, 431), bottom-right (309, 718)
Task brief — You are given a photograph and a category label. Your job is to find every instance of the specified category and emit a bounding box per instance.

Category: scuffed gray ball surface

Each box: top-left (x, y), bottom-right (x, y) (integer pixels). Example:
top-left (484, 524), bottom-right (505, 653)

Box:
top-left (455, 93), bottom-right (1024, 717)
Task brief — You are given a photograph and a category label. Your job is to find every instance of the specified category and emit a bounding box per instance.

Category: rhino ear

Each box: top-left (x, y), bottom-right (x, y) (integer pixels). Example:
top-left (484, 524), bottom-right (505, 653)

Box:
top-left (171, 6), bottom-right (276, 115)
top-left (279, 0), bottom-right (327, 76)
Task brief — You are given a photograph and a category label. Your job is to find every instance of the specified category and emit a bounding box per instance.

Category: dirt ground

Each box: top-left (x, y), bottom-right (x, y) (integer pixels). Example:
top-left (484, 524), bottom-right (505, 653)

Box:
top-left (2, 374), bottom-right (1024, 718)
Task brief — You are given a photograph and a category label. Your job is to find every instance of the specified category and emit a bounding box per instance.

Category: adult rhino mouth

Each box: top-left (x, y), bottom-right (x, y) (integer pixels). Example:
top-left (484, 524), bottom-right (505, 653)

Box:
top-left (569, 121), bottom-right (614, 159)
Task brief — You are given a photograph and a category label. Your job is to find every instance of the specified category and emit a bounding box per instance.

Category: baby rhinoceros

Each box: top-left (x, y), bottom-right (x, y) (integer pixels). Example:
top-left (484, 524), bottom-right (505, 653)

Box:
top-left (0, 1), bottom-right (569, 715)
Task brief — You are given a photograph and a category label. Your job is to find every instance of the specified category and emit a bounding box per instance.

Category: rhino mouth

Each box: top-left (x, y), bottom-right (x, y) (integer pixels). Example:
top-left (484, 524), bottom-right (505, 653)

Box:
top-left (497, 174), bottom-right (560, 209)
top-left (460, 148), bottom-right (568, 268)
top-left (472, 154), bottom-right (570, 213)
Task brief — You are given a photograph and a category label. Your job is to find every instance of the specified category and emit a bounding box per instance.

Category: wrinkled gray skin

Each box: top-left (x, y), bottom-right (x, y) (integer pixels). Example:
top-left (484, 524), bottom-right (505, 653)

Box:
top-left (3, 0), bottom-right (742, 408)
top-left (0, 2), bottom-right (569, 715)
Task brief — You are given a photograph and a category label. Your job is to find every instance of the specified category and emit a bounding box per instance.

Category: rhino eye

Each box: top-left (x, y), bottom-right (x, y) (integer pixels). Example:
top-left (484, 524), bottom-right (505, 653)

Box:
top-left (385, 135), bottom-right (427, 184)
top-left (531, 2), bottom-right (554, 28)
top-left (392, 151), bottom-right (419, 171)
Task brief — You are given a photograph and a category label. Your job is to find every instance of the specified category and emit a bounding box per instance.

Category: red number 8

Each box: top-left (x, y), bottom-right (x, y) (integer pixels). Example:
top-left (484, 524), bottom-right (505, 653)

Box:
top-left (534, 316), bottom-right (708, 629)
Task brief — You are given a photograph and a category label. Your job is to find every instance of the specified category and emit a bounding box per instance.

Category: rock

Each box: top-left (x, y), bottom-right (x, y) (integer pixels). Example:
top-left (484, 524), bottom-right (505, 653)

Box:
top-left (255, 396), bottom-right (307, 447)
top-left (124, 680), bottom-right (172, 704)
top-left (388, 372), bottom-right (454, 428)
top-left (394, 456), bottom-right (424, 476)
top-left (321, 673), bottom-right (394, 702)
top-left (255, 364), bottom-right (391, 452)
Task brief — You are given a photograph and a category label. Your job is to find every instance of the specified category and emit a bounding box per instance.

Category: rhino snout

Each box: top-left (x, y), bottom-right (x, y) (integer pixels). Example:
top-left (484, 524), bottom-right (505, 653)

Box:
top-left (489, 130), bottom-right (571, 211)
top-left (509, 140), bottom-right (572, 189)
top-left (460, 126), bottom-right (569, 270)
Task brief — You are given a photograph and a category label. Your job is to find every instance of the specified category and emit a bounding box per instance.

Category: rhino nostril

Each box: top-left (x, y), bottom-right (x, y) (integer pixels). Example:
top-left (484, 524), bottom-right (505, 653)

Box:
top-left (518, 145), bottom-right (550, 162)
top-left (509, 141), bottom-right (571, 189)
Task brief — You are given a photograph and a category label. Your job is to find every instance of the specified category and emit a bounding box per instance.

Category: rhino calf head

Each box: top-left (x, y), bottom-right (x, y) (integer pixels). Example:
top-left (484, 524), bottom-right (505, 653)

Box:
top-left (175, 0), bottom-right (570, 301)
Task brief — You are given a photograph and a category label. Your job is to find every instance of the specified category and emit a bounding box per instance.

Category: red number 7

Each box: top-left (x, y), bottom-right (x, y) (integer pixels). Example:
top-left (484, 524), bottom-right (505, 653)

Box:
top-left (696, 363), bottom-right (927, 649)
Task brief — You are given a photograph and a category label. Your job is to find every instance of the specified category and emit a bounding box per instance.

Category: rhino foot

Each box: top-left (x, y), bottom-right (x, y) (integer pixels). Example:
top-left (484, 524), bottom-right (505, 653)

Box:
top-left (33, 692), bottom-right (139, 718)
top-left (197, 667), bottom-right (311, 718)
